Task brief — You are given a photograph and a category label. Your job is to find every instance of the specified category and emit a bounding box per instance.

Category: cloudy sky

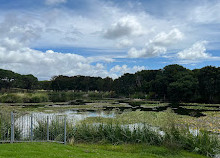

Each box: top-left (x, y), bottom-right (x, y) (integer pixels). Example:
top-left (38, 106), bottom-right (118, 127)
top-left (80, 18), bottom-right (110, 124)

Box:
top-left (0, 0), bottom-right (220, 80)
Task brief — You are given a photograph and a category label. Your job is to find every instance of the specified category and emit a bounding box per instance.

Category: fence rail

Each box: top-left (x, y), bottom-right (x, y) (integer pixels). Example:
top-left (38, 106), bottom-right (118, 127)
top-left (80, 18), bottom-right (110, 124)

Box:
top-left (0, 112), bottom-right (67, 144)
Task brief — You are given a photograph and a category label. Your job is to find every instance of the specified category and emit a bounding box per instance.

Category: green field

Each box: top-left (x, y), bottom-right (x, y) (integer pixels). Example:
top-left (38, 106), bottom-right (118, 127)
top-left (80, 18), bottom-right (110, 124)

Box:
top-left (0, 143), bottom-right (207, 158)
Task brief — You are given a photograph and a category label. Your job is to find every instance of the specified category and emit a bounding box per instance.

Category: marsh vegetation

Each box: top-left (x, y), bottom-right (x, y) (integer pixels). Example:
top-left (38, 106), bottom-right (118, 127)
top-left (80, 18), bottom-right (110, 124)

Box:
top-left (0, 64), bottom-right (220, 157)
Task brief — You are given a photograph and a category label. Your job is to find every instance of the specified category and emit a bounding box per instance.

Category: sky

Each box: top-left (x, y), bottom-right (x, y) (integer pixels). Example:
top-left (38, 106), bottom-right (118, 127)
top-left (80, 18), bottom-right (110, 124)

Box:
top-left (0, 0), bottom-right (220, 80)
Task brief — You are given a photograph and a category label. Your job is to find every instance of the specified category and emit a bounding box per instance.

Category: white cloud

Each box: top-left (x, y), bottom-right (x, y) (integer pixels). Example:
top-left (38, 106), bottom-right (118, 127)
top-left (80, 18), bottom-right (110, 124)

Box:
top-left (128, 28), bottom-right (183, 58)
top-left (176, 41), bottom-right (220, 64)
top-left (116, 39), bottom-right (133, 48)
top-left (177, 41), bottom-right (210, 60)
top-left (189, 2), bottom-right (220, 24)
top-left (1, 38), bottom-right (24, 51)
top-left (110, 65), bottom-right (145, 74)
top-left (150, 28), bottom-right (184, 46)
top-left (0, 38), bottom-right (114, 80)
top-left (0, 1), bottom-right (190, 52)
top-left (1, 0), bottom-right (220, 76)
top-left (45, 0), bottom-right (67, 5)
top-left (0, 37), bottom-right (144, 80)
top-left (104, 16), bottom-right (144, 39)
top-left (0, 14), bottom-right (42, 46)
top-left (128, 46), bottom-right (166, 58)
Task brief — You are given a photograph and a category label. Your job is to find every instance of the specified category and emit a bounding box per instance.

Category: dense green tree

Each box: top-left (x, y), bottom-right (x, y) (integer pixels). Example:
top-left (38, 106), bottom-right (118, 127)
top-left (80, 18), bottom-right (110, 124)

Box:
top-left (21, 75), bottom-right (38, 90)
top-left (197, 66), bottom-right (219, 103)
top-left (135, 70), bottom-right (158, 93)
top-left (150, 65), bottom-right (188, 100)
top-left (38, 81), bottom-right (52, 90)
top-left (1, 64), bottom-right (220, 103)
top-left (167, 72), bottom-right (198, 102)
top-left (113, 73), bottom-right (136, 96)
top-left (103, 77), bottom-right (113, 91)
top-left (0, 69), bottom-right (17, 89)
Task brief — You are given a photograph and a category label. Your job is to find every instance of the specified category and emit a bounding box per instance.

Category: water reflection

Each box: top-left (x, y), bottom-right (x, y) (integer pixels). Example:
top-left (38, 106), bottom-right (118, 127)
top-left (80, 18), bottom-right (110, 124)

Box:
top-left (15, 110), bottom-right (115, 138)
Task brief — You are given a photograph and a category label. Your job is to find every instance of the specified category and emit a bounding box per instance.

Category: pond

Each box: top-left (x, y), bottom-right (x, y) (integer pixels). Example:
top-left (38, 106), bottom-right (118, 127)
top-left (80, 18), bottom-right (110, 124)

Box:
top-left (15, 110), bottom-right (116, 138)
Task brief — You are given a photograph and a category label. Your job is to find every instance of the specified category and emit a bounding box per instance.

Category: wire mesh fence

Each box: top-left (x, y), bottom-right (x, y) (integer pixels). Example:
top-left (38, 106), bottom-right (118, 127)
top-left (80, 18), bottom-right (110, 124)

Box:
top-left (0, 112), bottom-right (67, 144)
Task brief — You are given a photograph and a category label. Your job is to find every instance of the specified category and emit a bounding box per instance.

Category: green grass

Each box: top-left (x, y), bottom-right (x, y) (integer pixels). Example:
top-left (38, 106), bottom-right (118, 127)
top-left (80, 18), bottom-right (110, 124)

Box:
top-left (0, 143), bottom-right (207, 158)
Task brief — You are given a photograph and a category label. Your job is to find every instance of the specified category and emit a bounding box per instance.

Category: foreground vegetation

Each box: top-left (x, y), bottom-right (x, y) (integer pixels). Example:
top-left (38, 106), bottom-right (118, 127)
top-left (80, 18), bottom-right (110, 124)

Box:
top-left (0, 103), bottom-right (219, 157)
top-left (1, 110), bottom-right (217, 157)
top-left (0, 142), bottom-right (208, 158)
top-left (32, 116), bottom-right (219, 157)
top-left (0, 91), bottom-right (112, 103)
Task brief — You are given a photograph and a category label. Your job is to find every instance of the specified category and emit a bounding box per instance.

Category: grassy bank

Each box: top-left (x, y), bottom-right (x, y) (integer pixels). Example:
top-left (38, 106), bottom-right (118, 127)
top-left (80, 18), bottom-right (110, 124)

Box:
top-left (0, 91), bottom-right (115, 103)
top-left (0, 142), bottom-right (207, 158)
top-left (0, 93), bottom-right (49, 103)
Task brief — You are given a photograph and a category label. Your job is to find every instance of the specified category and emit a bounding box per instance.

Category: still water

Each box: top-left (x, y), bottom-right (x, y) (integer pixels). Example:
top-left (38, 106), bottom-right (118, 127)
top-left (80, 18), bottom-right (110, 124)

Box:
top-left (15, 110), bottom-right (115, 138)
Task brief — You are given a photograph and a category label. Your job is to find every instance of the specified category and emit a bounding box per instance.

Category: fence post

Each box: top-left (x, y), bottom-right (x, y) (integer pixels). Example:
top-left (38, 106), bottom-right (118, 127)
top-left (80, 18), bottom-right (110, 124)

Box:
top-left (64, 117), bottom-right (66, 145)
top-left (30, 114), bottom-right (33, 142)
top-left (10, 112), bottom-right (14, 143)
top-left (47, 116), bottom-right (49, 141)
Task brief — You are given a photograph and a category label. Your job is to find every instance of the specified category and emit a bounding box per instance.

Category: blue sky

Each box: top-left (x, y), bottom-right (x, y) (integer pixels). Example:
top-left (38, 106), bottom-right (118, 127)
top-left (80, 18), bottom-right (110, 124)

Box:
top-left (0, 0), bottom-right (220, 80)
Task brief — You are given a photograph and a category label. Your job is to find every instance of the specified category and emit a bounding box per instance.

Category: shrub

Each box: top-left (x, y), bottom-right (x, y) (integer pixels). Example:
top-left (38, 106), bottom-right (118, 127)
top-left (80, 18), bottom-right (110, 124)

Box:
top-left (88, 92), bottom-right (103, 99)
top-left (48, 92), bottom-right (84, 102)
top-left (130, 92), bottom-right (146, 99)
top-left (128, 101), bottom-right (145, 107)
top-left (30, 93), bottom-right (49, 103)
top-left (0, 93), bottom-right (49, 103)
top-left (0, 94), bottom-right (23, 103)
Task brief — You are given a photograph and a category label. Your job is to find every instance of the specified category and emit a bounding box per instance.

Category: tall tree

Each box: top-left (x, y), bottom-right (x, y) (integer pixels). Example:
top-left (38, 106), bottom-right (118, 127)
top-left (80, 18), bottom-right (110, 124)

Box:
top-left (197, 66), bottom-right (218, 103)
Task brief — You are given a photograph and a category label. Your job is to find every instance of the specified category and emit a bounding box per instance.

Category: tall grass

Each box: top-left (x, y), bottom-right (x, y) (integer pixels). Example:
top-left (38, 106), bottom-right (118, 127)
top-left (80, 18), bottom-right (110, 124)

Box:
top-left (87, 91), bottom-right (115, 99)
top-left (0, 91), bottom-right (116, 103)
top-left (29, 93), bottom-right (49, 103)
top-left (72, 123), bottom-right (163, 145)
top-left (0, 93), bottom-right (23, 103)
top-left (33, 118), bottom-right (74, 142)
top-left (0, 93), bottom-right (49, 103)
top-left (33, 120), bottom-right (163, 145)
top-left (48, 92), bottom-right (85, 102)
top-left (48, 91), bottom-right (114, 102)
top-left (32, 115), bottom-right (220, 157)
top-left (163, 123), bottom-right (220, 157)
top-left (162, 109), bottom-right (220, 157)
top-left (0, 113), bottom-right (21, 141)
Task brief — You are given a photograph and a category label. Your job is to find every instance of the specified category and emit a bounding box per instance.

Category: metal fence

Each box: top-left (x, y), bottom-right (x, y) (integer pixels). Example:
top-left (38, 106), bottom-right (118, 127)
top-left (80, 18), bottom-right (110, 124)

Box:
top-left (0, 112), bottom-right (67, 144)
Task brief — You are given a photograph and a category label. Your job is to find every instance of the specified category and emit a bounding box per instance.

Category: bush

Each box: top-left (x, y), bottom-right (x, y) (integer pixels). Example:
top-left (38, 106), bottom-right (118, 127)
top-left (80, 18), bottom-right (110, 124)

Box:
top-left (88, 92), bottom-right (103, 99)
top-left (0, 93), bottom-right (49, 103)
top-left (48, 92), bottom-right (84, 102)
top-left (130, 92), bottom-right (146, 99)
top-left (87, 91), bottom-right (117, 99)
top-left (0, 94), bottom-right (23, 103)
top-left (128, 101), bottom-right (145, 107)
top-left (30, 93), bottom-right (49, 103)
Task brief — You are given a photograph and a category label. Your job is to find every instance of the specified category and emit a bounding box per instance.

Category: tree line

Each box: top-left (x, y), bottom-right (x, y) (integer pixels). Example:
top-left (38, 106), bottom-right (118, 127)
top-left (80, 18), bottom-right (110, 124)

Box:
top-left (0, 69), bottom-right (38, 90)
top-left (1, 64), bottom-right (220, 103)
